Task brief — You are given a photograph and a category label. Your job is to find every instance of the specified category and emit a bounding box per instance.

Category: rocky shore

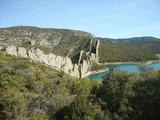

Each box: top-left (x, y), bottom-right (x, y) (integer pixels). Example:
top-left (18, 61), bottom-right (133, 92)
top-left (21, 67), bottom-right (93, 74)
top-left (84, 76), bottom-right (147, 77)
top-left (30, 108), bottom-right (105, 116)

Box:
top-left (83, 67), bottom-right (109, 77)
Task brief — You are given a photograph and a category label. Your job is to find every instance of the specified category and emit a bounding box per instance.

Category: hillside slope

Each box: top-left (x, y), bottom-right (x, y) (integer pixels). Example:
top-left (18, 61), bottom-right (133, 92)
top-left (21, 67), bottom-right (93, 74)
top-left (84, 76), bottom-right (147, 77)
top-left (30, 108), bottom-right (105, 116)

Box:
top-left (98, 36), bottom-right (160, 42)
top-left (98, 37), bottom-right (160, 62)
top-left (0, 48), bottom-right (160, 120)
top-left (0, 26), bottom-right (101, 78)
top-left (0, 26), bottom-right (99, 61)
top-left (0, 53), bottom-right (92, 119)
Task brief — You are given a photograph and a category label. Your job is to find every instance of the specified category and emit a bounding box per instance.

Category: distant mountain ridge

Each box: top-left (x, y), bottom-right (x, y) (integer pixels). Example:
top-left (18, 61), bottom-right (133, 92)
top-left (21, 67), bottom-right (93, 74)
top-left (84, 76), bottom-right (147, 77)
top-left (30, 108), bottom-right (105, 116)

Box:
top-left (1, 26), bottom-right (92, 36)
top-left (97, 36), bottom-right (160, 43)
top-left (98, 36), bottom-right (160, 62)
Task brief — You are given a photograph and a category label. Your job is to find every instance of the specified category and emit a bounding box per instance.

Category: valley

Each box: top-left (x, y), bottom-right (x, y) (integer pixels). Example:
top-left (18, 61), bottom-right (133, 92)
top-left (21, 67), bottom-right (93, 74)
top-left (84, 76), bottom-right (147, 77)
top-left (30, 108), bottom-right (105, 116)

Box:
top-left (0, 26), bottom-right (160, 120)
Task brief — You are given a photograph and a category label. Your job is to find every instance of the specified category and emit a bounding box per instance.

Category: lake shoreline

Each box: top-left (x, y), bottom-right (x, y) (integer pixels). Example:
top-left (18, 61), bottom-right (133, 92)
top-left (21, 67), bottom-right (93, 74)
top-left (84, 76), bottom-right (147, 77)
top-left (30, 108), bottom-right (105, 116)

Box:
top-left (84, 68), bottom-right (109, 78)
top-left (87, 60), bottom-right (160, 78)
top-left (99, 60), bottom-right (160, 66)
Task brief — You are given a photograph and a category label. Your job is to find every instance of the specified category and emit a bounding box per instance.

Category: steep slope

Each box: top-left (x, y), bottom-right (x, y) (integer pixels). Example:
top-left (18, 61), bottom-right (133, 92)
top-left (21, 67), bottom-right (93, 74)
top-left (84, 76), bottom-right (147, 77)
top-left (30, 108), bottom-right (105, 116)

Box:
top-left (0, 26), bottom-right (100, 78)
top-left (0, 26), bottom-right (95, 59)
top-left (0, 53), bottom-right (81, 119)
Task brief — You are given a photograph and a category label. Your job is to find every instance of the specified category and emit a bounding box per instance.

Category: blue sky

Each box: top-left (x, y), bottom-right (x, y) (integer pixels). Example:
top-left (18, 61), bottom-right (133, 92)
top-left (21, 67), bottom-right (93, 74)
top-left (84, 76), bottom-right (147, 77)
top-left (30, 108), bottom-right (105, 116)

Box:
top-left (0, 0), bottom-right (160, 38)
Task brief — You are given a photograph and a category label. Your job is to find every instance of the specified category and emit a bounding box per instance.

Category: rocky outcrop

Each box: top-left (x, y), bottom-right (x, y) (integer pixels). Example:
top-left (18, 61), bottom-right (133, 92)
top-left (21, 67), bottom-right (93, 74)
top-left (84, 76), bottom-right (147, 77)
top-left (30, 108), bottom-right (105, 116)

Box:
top-left (96, 40), bottom-right (100, 63)
top-left (18, 47), bottom-right (28, 58)
top-left (27, 48), bottom-right (78, 76)
top-left (6, 45), bottom-right (18, 56)
top-left (4, 42), bottom-right (100, 78)
top-left (5, 45), bottom-right (81, 77)
top-left (90, 53), bottom-right (96, 62)
top-left (1, 27), bottom-right (100, 78)
top-left (77, 35), bottom-right (100, 77)
top-left (30, 40), bottom-right (36, 46)
top-left (0, 26), bottom-right (93, 51)
top-left (80, 60), bottom-right (91, 78)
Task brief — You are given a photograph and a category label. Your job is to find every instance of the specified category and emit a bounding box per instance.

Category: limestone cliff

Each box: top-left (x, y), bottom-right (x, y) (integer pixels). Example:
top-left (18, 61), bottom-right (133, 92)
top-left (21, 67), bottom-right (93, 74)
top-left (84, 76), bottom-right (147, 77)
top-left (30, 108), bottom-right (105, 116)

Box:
top-left (4, 42), bottom-right (99, 78)
top-left (0, 26), bottom-right (100, 78)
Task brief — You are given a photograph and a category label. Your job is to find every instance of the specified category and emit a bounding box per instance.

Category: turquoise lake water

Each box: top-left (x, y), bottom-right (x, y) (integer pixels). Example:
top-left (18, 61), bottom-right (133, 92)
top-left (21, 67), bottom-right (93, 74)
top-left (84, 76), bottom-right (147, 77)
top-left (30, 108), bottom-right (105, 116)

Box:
top-left (88, 62), bottom-right (160, 81)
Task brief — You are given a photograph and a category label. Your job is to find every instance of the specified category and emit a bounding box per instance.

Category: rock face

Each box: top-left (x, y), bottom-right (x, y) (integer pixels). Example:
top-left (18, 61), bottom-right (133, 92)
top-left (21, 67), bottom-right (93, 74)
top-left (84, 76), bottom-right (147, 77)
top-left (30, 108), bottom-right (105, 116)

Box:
top-left (6, 45), bottom-right (18, 56)
top-left (80, 60), bottom-right (91, 78)
top-left (1, 26), bottom-right (100, 78)
top-left (18, 47), bottom-right (28, 58)
top-left (5, 46), bottom-right (81, 77)
top-left (5, 39), bottom-right (100, 78)
top-left (30, 40), bottom-right (36, 46)
top-left (96, 40), bottom-right (100, 63)
top-left (0, 26), bottom-right (93, 57)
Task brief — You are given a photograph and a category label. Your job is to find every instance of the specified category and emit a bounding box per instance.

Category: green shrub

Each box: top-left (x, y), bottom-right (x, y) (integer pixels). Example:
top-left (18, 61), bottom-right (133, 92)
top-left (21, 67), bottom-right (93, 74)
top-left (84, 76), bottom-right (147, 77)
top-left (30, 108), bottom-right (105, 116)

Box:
top-left (91, 62), bottom-right (106, 71)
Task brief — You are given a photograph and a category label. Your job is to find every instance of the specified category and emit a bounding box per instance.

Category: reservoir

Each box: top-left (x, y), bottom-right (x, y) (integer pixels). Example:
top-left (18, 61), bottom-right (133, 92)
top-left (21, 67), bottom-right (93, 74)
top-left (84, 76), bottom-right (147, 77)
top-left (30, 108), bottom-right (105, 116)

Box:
top-left (89, 62), bottom-right (160, 81)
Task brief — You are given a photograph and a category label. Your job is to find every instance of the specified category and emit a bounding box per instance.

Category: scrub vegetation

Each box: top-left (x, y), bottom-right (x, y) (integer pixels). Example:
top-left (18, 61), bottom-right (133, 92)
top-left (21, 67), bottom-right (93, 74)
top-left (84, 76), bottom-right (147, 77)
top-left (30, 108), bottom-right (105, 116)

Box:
top-left (99, 40), bottom-right (159, 63)
top-left (0, 53), bottom-right (160, 120)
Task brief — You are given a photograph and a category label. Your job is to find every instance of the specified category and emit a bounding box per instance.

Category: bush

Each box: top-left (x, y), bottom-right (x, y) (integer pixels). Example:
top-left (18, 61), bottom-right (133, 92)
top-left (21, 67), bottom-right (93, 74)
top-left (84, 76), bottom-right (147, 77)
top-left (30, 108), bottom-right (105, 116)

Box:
top-left (91, 62), bottom-right (106, 71)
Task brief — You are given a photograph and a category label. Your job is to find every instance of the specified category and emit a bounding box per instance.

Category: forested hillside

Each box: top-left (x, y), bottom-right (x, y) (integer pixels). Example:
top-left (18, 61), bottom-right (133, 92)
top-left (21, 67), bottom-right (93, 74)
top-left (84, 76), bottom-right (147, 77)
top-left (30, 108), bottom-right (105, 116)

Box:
top-left (98, 37), bottom-right (160, 62)
top-left (98, 36), bottom-right (160, 42)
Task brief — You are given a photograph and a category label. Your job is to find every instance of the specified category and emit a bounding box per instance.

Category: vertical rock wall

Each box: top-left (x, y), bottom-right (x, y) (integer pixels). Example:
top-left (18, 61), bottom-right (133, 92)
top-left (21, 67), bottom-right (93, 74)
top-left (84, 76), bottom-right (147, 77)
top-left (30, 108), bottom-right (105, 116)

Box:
top-left (96, 40), bottom-right (100, 63)
top-left (77, 36), bottom-right (100, 78)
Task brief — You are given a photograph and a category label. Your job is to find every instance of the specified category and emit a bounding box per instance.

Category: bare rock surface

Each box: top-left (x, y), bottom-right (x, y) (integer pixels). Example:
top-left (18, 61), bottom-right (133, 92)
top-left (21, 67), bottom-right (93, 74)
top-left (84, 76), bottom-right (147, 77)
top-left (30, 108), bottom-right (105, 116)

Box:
top-left (18, 47), bottom-right (28, 58)
top-left (6, 45), bottom-right (18, 56)
top-left (5, 43), bottom-right (100, 78)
